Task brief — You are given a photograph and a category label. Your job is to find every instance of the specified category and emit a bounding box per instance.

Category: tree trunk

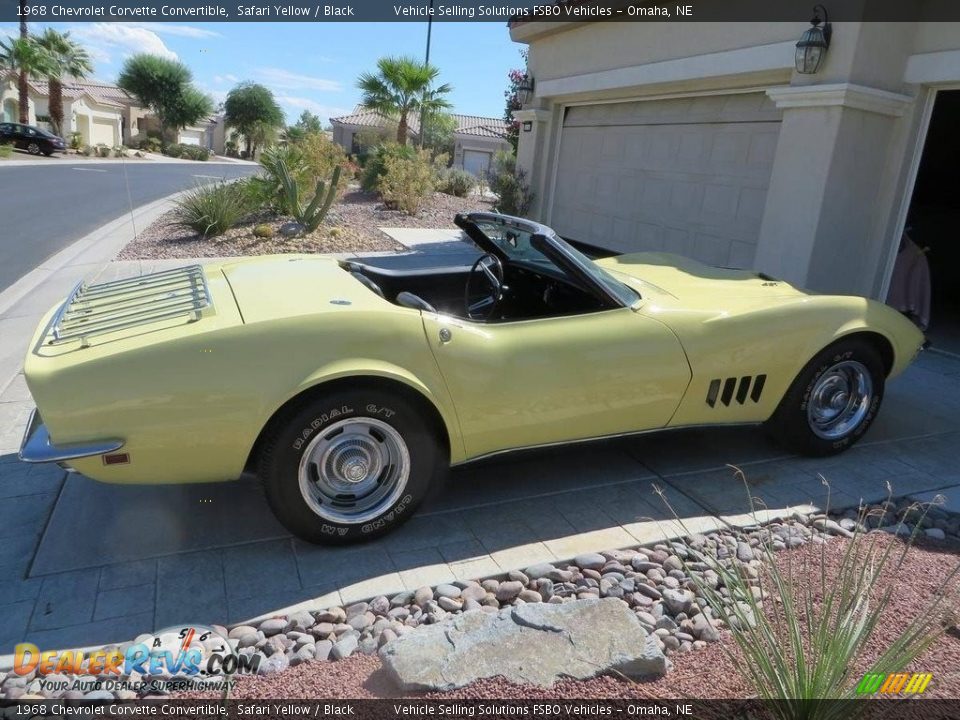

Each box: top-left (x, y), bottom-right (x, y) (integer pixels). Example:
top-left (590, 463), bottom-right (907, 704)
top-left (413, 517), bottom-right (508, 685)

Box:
top-left (397, 113), bottom-right (407, 145)
top-left (18, 8), bottom-right (27, 124)
top-left (48, 79), bottom-right (63, 136)
top-left (245, 135), bottom-right (253, 158)
top-left (17, 73), bottom-right (29, 124)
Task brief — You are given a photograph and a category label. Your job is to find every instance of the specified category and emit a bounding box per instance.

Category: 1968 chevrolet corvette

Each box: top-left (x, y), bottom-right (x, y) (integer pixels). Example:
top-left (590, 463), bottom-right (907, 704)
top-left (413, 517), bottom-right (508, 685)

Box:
top-left (20, 212), bottom-right (925, 544)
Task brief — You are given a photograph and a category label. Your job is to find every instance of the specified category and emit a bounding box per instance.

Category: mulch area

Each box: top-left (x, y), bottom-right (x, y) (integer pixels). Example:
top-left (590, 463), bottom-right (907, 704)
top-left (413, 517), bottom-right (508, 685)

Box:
top-left (182, 535), bottom-right (959, 700)
top-left (116, 188), bottom-right (493, 260)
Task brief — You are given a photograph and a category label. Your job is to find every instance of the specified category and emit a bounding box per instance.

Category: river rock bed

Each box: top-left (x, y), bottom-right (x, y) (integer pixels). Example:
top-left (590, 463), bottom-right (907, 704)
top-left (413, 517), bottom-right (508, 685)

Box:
top-left (2, 496), bottom-right (956, 701)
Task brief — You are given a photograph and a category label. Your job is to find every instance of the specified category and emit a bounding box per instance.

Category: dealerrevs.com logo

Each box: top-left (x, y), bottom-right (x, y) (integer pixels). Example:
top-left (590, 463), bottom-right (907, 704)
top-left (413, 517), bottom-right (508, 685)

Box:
top-left (13, 625), bottom-right (260, 695)
top-left (856, 672), bottom-right (933, 695)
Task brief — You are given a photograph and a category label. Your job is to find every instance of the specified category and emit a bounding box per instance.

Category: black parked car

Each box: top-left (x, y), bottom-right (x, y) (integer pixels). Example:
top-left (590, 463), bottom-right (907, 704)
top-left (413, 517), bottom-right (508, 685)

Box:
top-left (0, 122), bottom-right (67, 156)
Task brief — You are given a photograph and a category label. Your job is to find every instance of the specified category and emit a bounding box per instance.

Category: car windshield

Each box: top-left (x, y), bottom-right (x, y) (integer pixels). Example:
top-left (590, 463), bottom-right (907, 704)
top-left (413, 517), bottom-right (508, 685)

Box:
top-left (473, 220), bottom-right (640, 307)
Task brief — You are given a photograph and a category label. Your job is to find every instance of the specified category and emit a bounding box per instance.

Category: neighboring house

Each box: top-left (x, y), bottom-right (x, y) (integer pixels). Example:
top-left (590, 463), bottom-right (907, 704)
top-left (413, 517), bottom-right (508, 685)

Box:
top-left (330, 107), bottom-right (511, 177)
top-left (508, 19), bottom-right (960, 324)
top-left (1, 74), bottom-right (224, 152)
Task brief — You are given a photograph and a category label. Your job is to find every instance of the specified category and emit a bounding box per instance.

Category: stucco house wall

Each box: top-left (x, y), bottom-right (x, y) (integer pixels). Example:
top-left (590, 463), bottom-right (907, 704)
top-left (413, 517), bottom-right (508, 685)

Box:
top-left (511, 19), bottom-right (960, 301)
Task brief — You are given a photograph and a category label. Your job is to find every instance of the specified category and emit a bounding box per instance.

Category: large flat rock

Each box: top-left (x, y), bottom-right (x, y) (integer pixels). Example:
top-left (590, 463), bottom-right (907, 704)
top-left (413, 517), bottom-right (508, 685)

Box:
top-left (379, 598), bottom-right (668, 691)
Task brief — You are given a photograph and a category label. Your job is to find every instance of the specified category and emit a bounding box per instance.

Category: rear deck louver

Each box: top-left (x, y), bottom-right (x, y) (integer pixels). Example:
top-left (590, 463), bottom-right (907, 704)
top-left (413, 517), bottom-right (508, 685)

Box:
top-left (706, 374), bottom-right (767, 407)
top-left (49, 265), bottom-right (211, 347)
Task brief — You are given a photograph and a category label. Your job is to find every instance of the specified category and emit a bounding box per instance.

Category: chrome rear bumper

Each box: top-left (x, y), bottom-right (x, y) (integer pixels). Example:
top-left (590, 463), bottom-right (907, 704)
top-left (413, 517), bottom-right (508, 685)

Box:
top-left (18, 408), bottom-right (124, 464)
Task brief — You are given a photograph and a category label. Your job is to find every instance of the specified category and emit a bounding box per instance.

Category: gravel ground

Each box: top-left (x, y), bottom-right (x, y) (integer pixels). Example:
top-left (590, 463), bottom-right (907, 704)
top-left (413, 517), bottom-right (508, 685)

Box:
top-left (182, 535), bottom-right (959, 700)
top-left (116, 188), bottom-right (493, 260)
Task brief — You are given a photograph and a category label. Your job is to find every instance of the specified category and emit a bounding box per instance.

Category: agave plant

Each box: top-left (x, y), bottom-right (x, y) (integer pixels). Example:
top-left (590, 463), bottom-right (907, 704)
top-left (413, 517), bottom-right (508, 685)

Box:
top-left (656, 475), bottom-right (960, 720)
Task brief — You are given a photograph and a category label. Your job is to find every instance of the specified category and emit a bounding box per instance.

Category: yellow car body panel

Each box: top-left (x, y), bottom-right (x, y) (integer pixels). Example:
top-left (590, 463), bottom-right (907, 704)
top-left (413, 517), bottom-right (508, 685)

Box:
top-left (22, 247), bottom-right (924, 485)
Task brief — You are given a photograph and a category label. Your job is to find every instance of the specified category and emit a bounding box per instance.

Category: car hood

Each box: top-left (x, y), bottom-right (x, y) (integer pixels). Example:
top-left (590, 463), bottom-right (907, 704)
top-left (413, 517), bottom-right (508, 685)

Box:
top-left (220, 254), bottom-right (387, 323)
top-left (595, 252), bottom-right (808, 303)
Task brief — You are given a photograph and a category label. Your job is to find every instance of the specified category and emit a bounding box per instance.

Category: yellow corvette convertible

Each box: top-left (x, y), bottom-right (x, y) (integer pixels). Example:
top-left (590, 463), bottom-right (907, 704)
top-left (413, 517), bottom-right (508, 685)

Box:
top-left (20, 212), bottom-right (925, 544)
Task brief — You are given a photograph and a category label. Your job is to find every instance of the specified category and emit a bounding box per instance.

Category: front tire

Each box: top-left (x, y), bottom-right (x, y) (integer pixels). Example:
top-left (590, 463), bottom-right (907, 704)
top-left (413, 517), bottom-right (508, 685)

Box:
top-left (27, 142), bottom-right (41, 155)
top-left (258, 389), bottom-right (444, 545)
top-left (766, 337), bottom-right (885, 457)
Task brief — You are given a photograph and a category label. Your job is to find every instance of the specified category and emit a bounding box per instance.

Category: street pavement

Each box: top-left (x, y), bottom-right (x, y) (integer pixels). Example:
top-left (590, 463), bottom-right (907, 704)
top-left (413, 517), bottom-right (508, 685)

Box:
top-left (0, 160), bottom-right (257, 293)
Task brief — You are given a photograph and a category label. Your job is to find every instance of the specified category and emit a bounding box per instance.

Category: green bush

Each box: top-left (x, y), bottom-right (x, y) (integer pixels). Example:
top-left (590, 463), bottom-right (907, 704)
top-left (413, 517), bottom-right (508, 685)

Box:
top-left (436, 168), bottom-right (476, 198)
top-left (95, 144), bottom-right (110, 158)
top-left (69, 132), bottom-right (82, 150)
top-left (252, 224), bottom-right (275, 238)
top-left (164, 143), bottom-right (184, 158)
top-left (81, 145), bottom-right (94, 157)
top-left (487, 150), bottom-right (534, 217)
top-left (361, 142), bottom-right (417, 193)
top-left (113, 146), bottom-right (127, 158)
top-left (174, 181), bottom-right (254, 238)
top-left (254, 145), bottom-right (308, 214)
top-left (0, 143), bottom-right (12, 159)
top-left (379, 148), bottom-right (434, 215)
top-left (138, 136), bottom-right (161, 153)
top-left (162, 143), bottom-right (210, 161)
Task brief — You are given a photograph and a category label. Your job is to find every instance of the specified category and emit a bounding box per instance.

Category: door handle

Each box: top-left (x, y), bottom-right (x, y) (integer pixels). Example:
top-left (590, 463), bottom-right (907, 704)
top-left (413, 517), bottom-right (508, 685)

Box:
top-left (439, 328), bottom-right (452, 344)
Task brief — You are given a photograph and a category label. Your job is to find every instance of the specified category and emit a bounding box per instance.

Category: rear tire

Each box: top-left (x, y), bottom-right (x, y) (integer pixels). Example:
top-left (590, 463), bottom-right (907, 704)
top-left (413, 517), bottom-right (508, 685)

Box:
top-left (766, 337), bottom-right (885, 457)
top-left (258, 389), bottom-right (444, 545)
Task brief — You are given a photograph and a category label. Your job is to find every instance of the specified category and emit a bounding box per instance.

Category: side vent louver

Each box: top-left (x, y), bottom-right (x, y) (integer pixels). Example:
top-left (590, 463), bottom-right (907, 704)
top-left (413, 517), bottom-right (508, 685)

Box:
top-left (706, 374), bottom-right (767, 407)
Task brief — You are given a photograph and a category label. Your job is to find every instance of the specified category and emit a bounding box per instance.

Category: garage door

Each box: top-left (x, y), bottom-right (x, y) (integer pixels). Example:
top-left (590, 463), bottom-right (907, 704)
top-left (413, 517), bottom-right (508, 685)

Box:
top-left (90, 118), bottom-right (115, 146)
top-left (551, 93), bottom-right (780, 268)
top-left (463, 150), bottom-right (492, 178)
top-left (179, 130), bottom-right (203, 146)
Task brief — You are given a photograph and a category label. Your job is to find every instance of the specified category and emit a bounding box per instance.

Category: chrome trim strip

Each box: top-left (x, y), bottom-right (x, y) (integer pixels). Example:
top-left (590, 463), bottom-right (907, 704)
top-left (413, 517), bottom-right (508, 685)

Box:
top-left (449, 422), bottom-right (762, 467)
top-left (18, 408), bottom-right (125, 464)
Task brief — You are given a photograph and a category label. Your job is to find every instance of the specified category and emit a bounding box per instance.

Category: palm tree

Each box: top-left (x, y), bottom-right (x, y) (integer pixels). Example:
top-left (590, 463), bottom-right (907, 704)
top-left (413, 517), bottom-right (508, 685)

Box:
top-left (0, 36), bottom-right (52, 124)
top-left (357, 56), bottom-right (452, 146)
top-left (35, 29), bottom-right (93, 137)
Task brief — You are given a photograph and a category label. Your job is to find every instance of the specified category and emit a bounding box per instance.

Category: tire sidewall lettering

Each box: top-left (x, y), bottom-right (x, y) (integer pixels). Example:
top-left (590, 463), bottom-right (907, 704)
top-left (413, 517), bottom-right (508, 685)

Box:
top-left (291, 405), bottom-right (355, 450)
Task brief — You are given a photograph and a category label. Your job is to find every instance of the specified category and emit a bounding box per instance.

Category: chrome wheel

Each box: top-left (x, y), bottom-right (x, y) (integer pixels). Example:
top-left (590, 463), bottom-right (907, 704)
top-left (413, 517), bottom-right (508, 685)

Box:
top-left (806, 360), bottom-right (873, 440)
top-left (27, 142), bottom-right (40, 155)
top-left (298, 417), bottom-right (410, 524)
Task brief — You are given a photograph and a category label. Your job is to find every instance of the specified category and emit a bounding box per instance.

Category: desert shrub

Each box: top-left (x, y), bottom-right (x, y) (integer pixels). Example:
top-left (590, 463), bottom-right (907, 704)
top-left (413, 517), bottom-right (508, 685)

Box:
top-left (81, 145), bottom-right (94, 157)
top-left (298, 133), bottom-right (349, 197)
top-left (164, 143), bottom-right (184, 158)
top-left (95, 144), bottom-right (111, 158)
top-left (69, 132), bottom-right (82, 150)
top-left (112, 146), bottom-right (127, 158)
top-left (379, 148), bottom-right (434, 215)
top-left (658, 477), bottom-right (960, 719)
top-left (436, 167), bottom-right (476, 198)
top-left (174, 181), bottom-right (254, 238)
top-left (0, 143), bottom-right (12, 159)
top-left (183, 145), bottom-right (211, 161)
top-left (487, 150), bottom-right (534, 217)
top-left (252, 224), bottom-right (274, 238)
top-left (137, 136), bottom-right (161, 153)
top-left (361, 142), bottom-right (417, 193)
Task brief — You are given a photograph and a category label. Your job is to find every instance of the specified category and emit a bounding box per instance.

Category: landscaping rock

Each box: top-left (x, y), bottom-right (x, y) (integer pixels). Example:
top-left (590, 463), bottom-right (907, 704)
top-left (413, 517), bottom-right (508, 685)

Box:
top-left (574, 553), bottom-right (607, 571)
top-left (379, 598), bottom-right (667, 691)
top-left (259, 619), bottom-right (286, 637)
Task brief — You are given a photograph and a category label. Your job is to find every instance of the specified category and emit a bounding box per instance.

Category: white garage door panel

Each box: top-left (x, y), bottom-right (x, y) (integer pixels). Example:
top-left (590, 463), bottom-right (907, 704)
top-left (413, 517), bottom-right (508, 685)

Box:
top-left (552, 93), bottom-right (781, 269)
top-left (90, 118), bottom-right (115, 146)
top-left (463, 150), bottom-right (492, 178)
top-left (179, 130), bottom-right (203, 146)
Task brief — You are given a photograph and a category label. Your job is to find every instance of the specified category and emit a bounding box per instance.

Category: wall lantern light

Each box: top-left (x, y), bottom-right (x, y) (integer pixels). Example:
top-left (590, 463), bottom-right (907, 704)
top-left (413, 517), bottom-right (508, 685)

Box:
top-left (516, 75), bottom-right (535, 106)
top-left (795, 5), bottom-right (832, 74)
top-left (522, 121), bottom-right (533, 132)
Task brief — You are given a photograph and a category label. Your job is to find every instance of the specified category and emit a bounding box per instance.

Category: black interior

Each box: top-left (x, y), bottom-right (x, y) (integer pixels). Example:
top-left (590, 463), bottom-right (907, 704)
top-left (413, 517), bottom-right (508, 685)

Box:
top-left (341, 260), bottom-right (608, 322)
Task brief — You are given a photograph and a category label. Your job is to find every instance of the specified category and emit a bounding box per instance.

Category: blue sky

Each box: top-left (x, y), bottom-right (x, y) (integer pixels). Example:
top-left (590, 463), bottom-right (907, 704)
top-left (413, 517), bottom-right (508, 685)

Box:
top-left (0, 21), bottom-right (524, 123)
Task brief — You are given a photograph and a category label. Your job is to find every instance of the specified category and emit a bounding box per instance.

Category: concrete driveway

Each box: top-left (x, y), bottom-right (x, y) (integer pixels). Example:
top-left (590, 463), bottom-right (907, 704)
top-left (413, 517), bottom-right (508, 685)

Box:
top-left (1, 259), bottom-right (959, 655)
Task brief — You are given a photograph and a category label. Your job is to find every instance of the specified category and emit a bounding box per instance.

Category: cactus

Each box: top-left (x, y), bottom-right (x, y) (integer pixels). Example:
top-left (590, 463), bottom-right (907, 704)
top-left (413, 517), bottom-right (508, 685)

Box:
top-left (276, 157), bottom-right (341, 234)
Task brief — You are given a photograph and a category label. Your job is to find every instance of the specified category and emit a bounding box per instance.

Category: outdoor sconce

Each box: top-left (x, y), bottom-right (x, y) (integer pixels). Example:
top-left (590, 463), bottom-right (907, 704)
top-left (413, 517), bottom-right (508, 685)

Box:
top-left (522, 121), bottom-right (533, 132)
top-left (516, 75), bottom-right (535, 106)
top-left (795, 5), bottom-right (832, 74)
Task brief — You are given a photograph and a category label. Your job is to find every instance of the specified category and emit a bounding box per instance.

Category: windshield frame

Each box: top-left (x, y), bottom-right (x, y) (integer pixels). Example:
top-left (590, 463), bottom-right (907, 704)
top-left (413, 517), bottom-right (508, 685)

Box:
top-left (454, 212), bottom-right (640, 309)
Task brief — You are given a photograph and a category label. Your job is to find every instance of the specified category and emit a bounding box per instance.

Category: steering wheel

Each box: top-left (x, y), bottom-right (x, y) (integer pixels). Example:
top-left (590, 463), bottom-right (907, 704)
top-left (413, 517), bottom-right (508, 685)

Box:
top-left (465, 253), bottom-right (505, 320)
